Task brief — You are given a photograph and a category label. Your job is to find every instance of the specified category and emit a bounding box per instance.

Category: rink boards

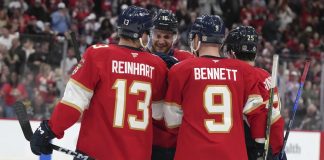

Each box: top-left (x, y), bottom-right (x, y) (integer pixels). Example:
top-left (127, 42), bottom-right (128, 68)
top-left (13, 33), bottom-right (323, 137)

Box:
top-left (0, 119), bottom-right (323, 160)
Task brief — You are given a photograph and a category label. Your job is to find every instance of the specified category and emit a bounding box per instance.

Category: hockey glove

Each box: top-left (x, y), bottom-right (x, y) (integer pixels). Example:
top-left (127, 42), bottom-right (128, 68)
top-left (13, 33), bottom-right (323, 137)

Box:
top-left (273, 151), bottom-right (287, 160)
top-left (154, 52), bottom-right (179, 68)
top-left (249, 141), bottom-right (265, 160)
top-left (30, 120), bottom-right (56, 155)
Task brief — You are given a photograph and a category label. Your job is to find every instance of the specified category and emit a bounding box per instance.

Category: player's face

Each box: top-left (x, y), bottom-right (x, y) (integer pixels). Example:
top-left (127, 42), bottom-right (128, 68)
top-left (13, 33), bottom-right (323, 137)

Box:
top-left (152, 29), bottom-right (175, 53)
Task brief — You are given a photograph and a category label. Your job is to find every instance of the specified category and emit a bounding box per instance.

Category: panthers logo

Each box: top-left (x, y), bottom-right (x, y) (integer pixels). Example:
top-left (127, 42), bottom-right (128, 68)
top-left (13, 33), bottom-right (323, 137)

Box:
top-left (72, 58), bottom-right (85, 75)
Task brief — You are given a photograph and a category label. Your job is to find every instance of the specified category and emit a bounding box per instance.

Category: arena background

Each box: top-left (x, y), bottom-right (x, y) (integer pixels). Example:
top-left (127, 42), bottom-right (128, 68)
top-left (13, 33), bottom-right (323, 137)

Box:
top-left (0, 0), bottom-right (323, 159)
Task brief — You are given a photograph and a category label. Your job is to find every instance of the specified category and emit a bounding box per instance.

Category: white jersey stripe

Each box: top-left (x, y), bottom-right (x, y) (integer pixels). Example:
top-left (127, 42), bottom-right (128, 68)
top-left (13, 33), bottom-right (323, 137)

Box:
top-left (164, 102), bottom-right (183, 128)
top-left (152, 101), bottom-right (164, 120)
top-left (61, 79), bottom-right (94, 111)
top-left (243, 95), bottom-right (263, 114)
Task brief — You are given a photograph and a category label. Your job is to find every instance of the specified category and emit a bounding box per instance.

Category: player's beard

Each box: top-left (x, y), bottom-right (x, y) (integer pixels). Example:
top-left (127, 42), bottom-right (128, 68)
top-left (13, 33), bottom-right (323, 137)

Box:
top-left (153, 43), bottom-right (171, 54)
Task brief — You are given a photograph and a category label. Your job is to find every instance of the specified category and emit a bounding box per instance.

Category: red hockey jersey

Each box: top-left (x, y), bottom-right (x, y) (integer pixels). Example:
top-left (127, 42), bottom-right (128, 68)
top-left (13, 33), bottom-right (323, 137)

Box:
top-left (253, 67), bottom-right (284, 154)
top-left (49, 44), bottom-right (168, 160)
top-left (164, 57), bottom-right (267, 160)
top-left (171, 49), bottom-right (195, 61)
top-left (152, 49), bottom-right (194, 148)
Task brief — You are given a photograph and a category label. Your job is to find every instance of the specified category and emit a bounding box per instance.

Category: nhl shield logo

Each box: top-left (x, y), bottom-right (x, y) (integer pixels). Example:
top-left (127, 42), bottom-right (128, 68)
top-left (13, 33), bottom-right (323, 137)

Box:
top-left (131, 53), bottom-right (138, 58)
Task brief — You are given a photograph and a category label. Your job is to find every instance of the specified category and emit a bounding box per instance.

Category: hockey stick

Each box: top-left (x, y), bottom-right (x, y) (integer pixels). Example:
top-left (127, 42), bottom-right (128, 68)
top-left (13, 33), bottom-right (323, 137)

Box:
top-left (65, 31), bottom-right (81, 61)
top-left (279, 60), bottom-right (311, 159)
top-left (264, 54), bottom-right (279, 159)
top-left (13, 101), bottom-right (95, 160)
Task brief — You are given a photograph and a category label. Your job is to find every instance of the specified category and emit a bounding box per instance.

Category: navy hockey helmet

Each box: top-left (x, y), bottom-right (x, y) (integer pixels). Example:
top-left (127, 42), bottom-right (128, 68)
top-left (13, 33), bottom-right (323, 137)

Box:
top-left (117, 6), bottom-right (153, 39)
top-left (153, 9), bottom-right (178, 33)
top-left (189, 15), bottom-right (225, 44)
top-left (223, 25), bottom-right (258, 61)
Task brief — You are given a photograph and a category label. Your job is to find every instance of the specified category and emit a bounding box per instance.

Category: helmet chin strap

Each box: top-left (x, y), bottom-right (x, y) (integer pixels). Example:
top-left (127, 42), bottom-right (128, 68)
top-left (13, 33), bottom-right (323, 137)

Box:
top-left (139, 36), bottom-right (150, 49)
top-left (230, 51), bottom-right (237, 59)
top-left (171, 34), bottom-right (178, 46)
top-left (190, 40), bottom-right (201, 56)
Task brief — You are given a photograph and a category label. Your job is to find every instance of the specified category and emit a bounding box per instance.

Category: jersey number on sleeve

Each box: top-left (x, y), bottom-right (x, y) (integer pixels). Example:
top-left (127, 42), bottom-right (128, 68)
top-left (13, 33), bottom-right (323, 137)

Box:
top-left (204, 85), bottom-right (233, 133)
top-left (112, 79), bottom-right (152, 131)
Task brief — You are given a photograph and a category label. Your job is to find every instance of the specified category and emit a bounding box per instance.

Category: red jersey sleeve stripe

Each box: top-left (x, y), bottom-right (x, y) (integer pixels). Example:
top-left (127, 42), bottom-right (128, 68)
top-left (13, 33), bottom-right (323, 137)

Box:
top-left (61, 100), bottom-right (82, 113)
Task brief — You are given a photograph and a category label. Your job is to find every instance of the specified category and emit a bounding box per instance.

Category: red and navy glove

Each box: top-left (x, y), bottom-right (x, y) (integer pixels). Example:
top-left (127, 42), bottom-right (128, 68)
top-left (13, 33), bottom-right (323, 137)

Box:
top-left (30, 120), bottom-right (56, 155)
top-left (154, 52), bottom-right (179, 68)
top-left (273, 151), bottom-right (287, 160)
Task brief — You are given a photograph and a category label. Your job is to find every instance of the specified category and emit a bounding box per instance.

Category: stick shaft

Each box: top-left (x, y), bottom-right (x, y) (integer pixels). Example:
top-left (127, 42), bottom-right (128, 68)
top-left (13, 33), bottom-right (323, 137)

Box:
top-left (264, 54), bottom-right (279, 159)
top-left (280, 60), bottom-right (311, 158)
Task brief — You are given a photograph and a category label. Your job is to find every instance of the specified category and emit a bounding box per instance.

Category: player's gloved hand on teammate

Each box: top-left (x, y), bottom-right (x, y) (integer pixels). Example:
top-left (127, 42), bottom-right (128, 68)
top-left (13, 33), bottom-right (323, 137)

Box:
top-left (30, 120), bottom-right (56, 155)
top-left (154, 52), bottom-right (179, 68)
top-left (249, 141), bottom-right (265, 160)
top-left (273, 151), bottom-right (287, 160)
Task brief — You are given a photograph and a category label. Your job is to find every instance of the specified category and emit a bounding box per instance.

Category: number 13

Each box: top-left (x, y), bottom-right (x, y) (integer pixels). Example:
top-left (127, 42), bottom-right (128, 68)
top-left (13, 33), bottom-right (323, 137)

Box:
top-left (112, 79), bottom-right (151, 131)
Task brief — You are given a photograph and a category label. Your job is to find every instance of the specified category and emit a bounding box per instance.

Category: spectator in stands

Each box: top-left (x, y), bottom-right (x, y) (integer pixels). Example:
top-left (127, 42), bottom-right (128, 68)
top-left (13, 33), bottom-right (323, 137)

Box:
top-left (20, 38), bottom-right (35, 65)
top-left (27, 42), bottom-right (48, 74)
top-left (83, 13), bottom-right (100, 44)
top-left (0, 24), bottom-right (18, 50)
top-left (26, 0), bottom-right (50, 22)
top-left (302, 80), bottom-right (313, 106)
top-left (44, 80), bottom-right (60, 105)
top-left (0, 7), bottom-right (8, 28)
top-left (286, 70), bottom-right (300, 104)
top-left (0, 44), bottom-right (8, 84)
top-left (93, 18), bottom-right (113, 44)
top-left (299, 103), bottom-right (322, 130)
top-left (8, 0), bottom-right (28, 13)
top-left (0, 72), bottom-right (28, 118)
top-left (31, 93), bottom-right (47, 120)
top-left (41, 22), bottom-right (54, 36)
top-left (24, 16), bottom-right (42, 34)
top-left (60, 47), bottom-right (77, 76)
top-left (50, 2), bottom-right (70, 35)
top-left (278, 2), bottom-right (295, 31)
top-left (20, 71), bottom-right (35, 100)
top-left (262, 14), bottom-right (279, 42)
top-left (5, 37), bottom-right (21, 73)
top-left (35, 63), bottom-right (55, 101)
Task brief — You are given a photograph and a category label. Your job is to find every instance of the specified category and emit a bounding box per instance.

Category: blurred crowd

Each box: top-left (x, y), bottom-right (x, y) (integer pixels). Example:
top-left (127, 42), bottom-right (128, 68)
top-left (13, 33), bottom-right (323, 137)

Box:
top-left (0, 0), bottom-right (322, 131)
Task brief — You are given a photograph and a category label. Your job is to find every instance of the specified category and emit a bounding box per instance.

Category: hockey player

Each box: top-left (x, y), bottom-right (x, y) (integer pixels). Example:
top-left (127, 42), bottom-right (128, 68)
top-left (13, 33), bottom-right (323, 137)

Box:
top-left (223, 25), bottom-right (287, 160)
top-left (150, 9), bottom-right (194, 68)
top-left (150, 9), bottom-right (194, 160)
top-left (29, 6), bottom-right (168, 160)
top-left (163, 15), bottom-right (268, 160)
